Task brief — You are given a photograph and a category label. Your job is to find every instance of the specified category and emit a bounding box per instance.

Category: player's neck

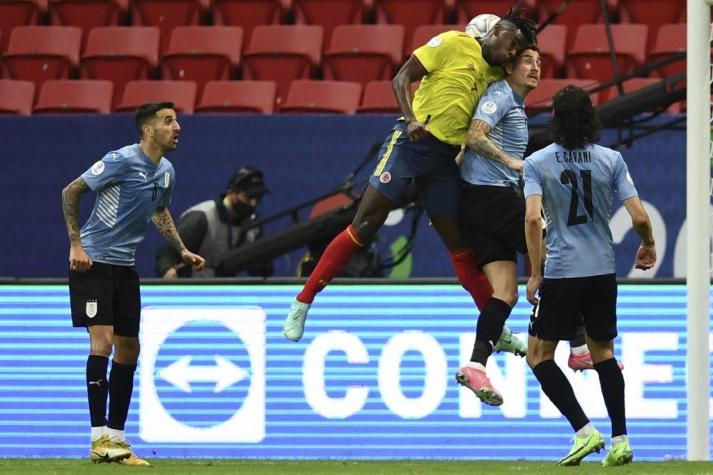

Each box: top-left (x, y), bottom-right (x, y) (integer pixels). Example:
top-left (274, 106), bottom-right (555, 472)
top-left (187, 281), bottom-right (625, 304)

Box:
top-left (139, 141), bottom-right (164, 165)
top-left (506, 79), bottom-right (531, 101)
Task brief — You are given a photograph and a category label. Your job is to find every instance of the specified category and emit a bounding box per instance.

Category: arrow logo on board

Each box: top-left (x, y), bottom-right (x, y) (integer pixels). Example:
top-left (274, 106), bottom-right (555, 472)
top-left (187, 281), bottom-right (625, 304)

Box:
top-left (159, 355), bottom-right (248, 393)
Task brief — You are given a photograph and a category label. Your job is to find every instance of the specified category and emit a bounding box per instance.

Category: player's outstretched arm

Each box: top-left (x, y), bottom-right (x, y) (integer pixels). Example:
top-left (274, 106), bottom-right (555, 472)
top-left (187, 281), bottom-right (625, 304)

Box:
top-left (466, 120), bottom-right (523, 173)
top-left (62, 177), bottom-right (93, 272)
top-left (152, 207), bottom-right (206, 272)
top-left (623, 196), bottom-right (656, 270)
top-left (524, 194), bottom-right (544, 305)
top-left (392, 57), bottom-right (430, 141)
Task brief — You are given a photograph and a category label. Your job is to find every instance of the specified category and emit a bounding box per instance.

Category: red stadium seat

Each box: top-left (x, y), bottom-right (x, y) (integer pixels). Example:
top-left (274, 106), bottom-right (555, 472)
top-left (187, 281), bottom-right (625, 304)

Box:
top-left (2, 26), bottom-right (81, 91)
top-left (196, 80), bottom-right (277, 113)
top-left (81, 26), bottom-right (160, 109)
top-left (567, 24), bottom-right (648, 84)
top-left (48, 0), bottom-right (124, 48)
top-left (0, 79), bottom-right (35, 114)
top-left (323, 25), bottom-right (404, 87)
top-left (0, 0), bottom-right (42, 54)
top-left (409, 24), bottom-right (464, 58)
top-left (357, 80), bottom-right (398, 113)
top-left (455, 0), bottom-right (536, 23)
top-left (539, 0), bottom-right (605, 49)
top-left (34, 79), bottom-right (113, 113)
top-left (649, 24), bottom-right (686, 79)
top-left (537, 24), bottom-right (566, 79)
top-left (619, 0), bottom-right (685, 51)
top-left (292, 0), bottom-right (364, 50)
top-left (242, 25), bottom-right (323, 104)
top-left (130, 0), bottom-right (202, 54)
top-left (116, 80), bottom-right (197, 113)
top-left (526, 79), bottom-right (599, 113)
top-left (374, 0), bottom-right (447, 51)
top-left (309, 192), bottom-right (355, 218)
top-left (162, 26), bottom-right (243, 95)
top-left (212, 0), bottom-right (283, 42)
top-left (280, 79), bottom-right (361, 114)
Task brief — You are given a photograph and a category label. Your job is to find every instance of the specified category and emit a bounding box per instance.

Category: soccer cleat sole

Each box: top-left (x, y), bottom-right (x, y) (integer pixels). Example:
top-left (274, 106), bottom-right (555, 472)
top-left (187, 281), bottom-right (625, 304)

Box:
top-left (558, 441), bottom-right (605, 466)
top-left (90, 451), bottom-right (131, 464)
top-left (455, 372), bottom-right (504, 406)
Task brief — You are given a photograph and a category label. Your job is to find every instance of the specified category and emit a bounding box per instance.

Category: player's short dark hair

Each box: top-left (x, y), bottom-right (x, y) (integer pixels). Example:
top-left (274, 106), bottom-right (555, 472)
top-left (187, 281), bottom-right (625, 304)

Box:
top-left (501, 9), bottom-right (537, 49)
top-left (551, 86), bottom-right (601, 150)
top-left (135, 102), bottom-right (175, 136)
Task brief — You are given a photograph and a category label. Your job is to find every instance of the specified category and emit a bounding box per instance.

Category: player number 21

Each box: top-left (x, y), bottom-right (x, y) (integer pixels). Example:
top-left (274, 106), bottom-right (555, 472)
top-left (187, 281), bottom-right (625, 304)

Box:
top-left (560, 169), bottom-right (593, 226)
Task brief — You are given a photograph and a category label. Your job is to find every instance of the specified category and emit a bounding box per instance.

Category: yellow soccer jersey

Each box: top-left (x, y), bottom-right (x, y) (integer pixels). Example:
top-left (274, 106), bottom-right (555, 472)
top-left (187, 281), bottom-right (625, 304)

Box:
top-left (412, 30), bottom-right (503, 145)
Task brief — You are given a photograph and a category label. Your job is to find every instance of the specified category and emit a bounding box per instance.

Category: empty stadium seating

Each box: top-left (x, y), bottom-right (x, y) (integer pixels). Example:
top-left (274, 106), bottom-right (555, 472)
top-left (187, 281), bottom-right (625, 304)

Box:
top-left (293, 0), bottom-right (364, 50)
top-left (539, 0), bottom-right (604, 49)
top-left (2, 26), bottom-right (81, 91)
top-left (323, 24), bottom-right (404, 87)
top-left (649, 23), bottom-right (686, 79)
top-left (526, 79), bottom-right (599, 113)
top-left (116, 80), bottom-right (197, 113)
top-left (374, 0), bottom-right (447, 50)
top-left (0, 79), bottom-right (35, 114)
top-left (196, 80), bottom-right (277, 113)
top-left (212, 0), bottom-right (283, 41)
top-left (357, 80), bottom-right (399, 113)
top-left (34, 79), bottom-right (113, 113)
top-left (81, 26), bottom-right (160, 109)
top-left (455, 0), bottom-right (537, 23)
top-left (48, 0), bottom-right (124, 47)
top-left (130, 0), bottom-right (202, 53)
top-left (162, 26), bottom-right (243, 94)
top-left (0, 0), bottom-right (43, 54)
top-left (280, 80), bottom-right (361, 114)
top-left (537, 24), bottom-right (567, 79)
top-left (567, 24), bottom-right (648, 84)
top-left (619, 0), bottom-right (685, 51)
top-left (243, 25), bottom-right (323, 104)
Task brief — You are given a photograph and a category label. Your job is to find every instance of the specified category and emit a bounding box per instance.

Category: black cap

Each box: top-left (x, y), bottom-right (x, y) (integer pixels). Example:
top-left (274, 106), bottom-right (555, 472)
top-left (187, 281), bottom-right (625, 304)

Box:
top-left (228, 167), bottom-right (269, 198)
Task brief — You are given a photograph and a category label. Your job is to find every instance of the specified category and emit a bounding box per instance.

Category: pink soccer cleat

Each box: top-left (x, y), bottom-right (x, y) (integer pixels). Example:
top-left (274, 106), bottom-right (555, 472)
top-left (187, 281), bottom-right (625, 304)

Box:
top-left (568, 352), bottom-right (624, 372)
top-left (456, 363), bottom-right (503, 406)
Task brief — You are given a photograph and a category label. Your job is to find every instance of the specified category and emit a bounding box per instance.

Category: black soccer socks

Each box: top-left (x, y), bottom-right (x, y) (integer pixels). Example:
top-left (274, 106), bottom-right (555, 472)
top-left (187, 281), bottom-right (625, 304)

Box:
top-left (533, 359), bottom-right (590, 432)
top-left (86, 355), bottom-right (109, 427)
top-left (594, 357), bottom-right (627, 437)
top-left (107, 361), bottom-right (137, 431)
top-left (471, 297), bottom-right (511, 365)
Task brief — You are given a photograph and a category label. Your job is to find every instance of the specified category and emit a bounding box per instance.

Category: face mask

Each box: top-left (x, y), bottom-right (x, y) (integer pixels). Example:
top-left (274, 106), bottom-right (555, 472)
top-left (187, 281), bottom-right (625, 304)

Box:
top-left (231, 200), bottom-right (256, 223)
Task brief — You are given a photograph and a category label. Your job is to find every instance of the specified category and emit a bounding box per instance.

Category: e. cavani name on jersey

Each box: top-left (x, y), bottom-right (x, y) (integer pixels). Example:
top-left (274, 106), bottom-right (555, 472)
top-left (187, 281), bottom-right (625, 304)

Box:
top-left (556, 150), bottom-right (592, 163)
top-left (412, 30), bottom-right (503, 145)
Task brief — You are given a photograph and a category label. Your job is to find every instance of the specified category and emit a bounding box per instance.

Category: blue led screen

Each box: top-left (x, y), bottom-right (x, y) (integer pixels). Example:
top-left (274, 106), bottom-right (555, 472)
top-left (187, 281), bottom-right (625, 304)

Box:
top-left (0, 284), bottom-right (710, 460)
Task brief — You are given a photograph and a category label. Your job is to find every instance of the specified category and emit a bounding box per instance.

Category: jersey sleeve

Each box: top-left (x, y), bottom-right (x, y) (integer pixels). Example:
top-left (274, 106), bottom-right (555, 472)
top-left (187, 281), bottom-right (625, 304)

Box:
top-left (81, 151), bottom-right (127, 191)
top-left (472, 84), bottom-right (511, 129)
top-left (158, 167), bottom-right (175, 207)
top-left (612, 152), bottom-right (638, 201)
top-left (523, 158), bottom-right (543, 198)
top-left (412, 31), bottom-right (457, 73)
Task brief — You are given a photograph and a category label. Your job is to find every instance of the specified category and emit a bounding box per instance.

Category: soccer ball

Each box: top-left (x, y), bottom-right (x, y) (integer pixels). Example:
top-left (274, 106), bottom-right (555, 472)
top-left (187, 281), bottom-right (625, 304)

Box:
top-left (465, 13), bottom-right (501, 39)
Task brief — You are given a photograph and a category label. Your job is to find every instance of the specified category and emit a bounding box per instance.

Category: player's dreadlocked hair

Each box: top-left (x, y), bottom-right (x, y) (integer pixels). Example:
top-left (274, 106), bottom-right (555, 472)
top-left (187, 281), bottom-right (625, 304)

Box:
top-left (551, 86), bottom-right (601, 150)
top-left (501, 9), bottom-right (537, 49)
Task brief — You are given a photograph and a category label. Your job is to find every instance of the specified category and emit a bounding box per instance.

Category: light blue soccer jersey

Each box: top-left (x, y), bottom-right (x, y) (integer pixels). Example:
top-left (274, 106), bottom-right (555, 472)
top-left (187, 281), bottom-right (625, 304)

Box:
top-left (80, 144), bottom-right (175, 266)
top-left (460, 79), bottom-right (529, 187)
top-left (523, 142), bottom-right (639, 278)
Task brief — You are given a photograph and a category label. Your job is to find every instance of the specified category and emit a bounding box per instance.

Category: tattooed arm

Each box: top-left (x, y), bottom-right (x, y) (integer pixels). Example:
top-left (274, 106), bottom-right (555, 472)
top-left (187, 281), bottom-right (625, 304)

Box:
top-left (152, 207), bottom-right (206, 271)
top-left (466, 120), bottom-right (523, 173)
top-left (62, 177), bottom-right (93, 272)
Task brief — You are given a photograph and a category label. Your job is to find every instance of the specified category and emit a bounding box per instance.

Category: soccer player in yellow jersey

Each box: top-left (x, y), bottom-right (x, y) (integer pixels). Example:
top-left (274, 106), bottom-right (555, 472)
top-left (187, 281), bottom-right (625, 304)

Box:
top-left (285, 11), bottom-right (537, 343)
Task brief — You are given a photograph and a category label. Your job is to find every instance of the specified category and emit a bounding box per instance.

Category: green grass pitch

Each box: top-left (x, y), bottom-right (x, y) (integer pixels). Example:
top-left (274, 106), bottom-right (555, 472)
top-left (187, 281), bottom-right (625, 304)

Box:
top-left (0, 460), bottom-right (712, 475)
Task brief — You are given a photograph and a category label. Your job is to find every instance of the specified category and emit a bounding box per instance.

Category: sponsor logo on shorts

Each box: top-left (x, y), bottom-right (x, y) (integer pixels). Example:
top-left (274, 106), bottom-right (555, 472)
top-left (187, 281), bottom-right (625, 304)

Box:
top-left (380, 172), bottom-right (392, 184)
top-left (86, 300), bottom-right (98, 318)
